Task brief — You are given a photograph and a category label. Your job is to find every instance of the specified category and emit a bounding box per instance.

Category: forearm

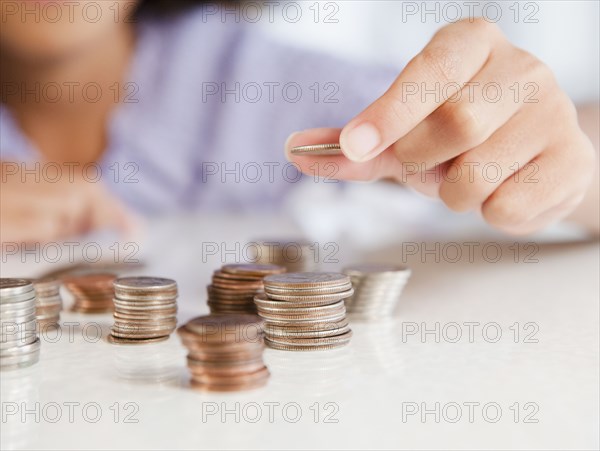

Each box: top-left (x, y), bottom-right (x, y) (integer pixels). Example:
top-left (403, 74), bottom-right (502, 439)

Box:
top-left (566, 104), bottom-right (599, 235)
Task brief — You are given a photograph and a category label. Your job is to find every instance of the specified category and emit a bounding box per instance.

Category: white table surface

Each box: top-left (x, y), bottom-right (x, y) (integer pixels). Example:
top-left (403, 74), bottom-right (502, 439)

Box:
top-left (1, 214), bottom-right (598, 450)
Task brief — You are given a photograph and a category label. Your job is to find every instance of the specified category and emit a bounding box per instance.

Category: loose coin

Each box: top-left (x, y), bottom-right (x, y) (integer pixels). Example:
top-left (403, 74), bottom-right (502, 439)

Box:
top-left (290, 143), bottom-right (343, 156)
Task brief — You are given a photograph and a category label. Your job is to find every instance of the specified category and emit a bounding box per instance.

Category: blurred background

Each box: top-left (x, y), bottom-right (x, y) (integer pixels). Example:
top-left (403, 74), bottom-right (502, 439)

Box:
top-left (261, 0), bottom-right (599, 103)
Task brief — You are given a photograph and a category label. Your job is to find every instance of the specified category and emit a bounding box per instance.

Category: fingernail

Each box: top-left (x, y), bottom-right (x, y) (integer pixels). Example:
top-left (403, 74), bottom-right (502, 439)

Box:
top-left (284, 131), bottom-right (301, 161)
top-left (284, 131), bottom-right (301, 152)
top-left (342, 122), bottom-right (381, 161)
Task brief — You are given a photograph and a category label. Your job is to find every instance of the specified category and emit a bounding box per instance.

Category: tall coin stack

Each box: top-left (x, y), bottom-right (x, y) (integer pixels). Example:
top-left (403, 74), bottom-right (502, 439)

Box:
top-left (33, 277), bottom-right (62, 328)
top-left (258, 273), bottom-right (353, 351)
top-left (63, 273), bottom-right (116, 313)
top-left (1, 279), bottom-right (41, 370)
top-left (342, 264), bottom-right (412, 319)
top-left (178, 315), bottom-right (269, 391)
top-left (109, 277), bottom-right (178, 344)
top-left (207, 264), bottom-right (285, 314)
top-left (255, 240), bottom-right (318, 272)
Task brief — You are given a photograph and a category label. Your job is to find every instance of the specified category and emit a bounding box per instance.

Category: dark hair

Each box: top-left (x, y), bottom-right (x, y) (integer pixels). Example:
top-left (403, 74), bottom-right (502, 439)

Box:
top-left (135, 0), bottom-right (208, 16)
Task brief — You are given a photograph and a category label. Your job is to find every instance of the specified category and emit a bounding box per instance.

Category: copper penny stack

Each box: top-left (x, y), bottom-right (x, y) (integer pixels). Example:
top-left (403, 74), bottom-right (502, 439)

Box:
top-left (342, 264), bottom-right (412, 319)
top-left (178, 315), bottom-right (269, 391)
top-left (109, 276), bottom-right (178, 345)
top-left (63, 273), bottom-right (116, 313)
top-left (258, 272), bottom-right (354, 351)
top-left (1, 279), bottom-right (41, 370)
top-left (255, 240), bottom-right (319, 272)
top-left (32, 277), bottom-right (62, 328)
top-left (207, 264), bottom-right (285, 314)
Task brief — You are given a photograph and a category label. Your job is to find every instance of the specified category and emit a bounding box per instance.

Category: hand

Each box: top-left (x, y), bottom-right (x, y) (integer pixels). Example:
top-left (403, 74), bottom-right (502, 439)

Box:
top-left (287, 19), bottom-right (596, 234)
top-left (1, 162), bottom-right (137, 244)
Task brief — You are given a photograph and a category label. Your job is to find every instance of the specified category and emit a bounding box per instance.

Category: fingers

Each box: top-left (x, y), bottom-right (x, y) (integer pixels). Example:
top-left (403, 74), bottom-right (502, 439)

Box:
top-left (0, 174), bottom-right (138, 244)
top-left (86, 183), bottom-right (139, 236)
top-left (390, 46), bottom-right (552, 171)
top-left (340, 19), bottom-right (504, 162)
top-left (481, 133), bottom-right (596, 233)
top-left (436, 107), bottom-right (548, 212)
top-left (286, 128), bottom-right (406, 182)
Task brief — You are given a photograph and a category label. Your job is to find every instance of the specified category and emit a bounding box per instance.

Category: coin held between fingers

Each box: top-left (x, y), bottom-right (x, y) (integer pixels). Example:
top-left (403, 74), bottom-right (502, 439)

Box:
top-left (289, 143), bottom-right (344, 156)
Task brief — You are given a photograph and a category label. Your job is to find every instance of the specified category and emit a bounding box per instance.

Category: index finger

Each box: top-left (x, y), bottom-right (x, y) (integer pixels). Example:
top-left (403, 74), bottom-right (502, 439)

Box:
top-left (340, 19), bottom-right (504, 162)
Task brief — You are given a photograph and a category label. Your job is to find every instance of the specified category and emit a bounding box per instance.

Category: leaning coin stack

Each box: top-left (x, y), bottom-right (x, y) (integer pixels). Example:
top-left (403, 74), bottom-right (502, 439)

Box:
top-left (109, 277), bottom-right (178, 345)
top-left (342, 264), bottom-right (412, 319)
top-left (178, 315), bottom-right (269, 391)
top-left (63, 273), bottom-right (116, 313)
top-left (258, 273), bottom-right (353, 351)
top-left (1, 279), bottom-right (41, 370)
top-left (255, 240), bottom-right (318, 272)
top-left (207, 264), bottom-right (285, 314)
top-left (32, 277), bottom-right (62, 328)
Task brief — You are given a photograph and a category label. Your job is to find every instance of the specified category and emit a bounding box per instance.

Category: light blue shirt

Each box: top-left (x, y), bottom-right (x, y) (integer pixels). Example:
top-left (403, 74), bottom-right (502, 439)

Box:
top-left (0, 7), bottom-right (396, 215)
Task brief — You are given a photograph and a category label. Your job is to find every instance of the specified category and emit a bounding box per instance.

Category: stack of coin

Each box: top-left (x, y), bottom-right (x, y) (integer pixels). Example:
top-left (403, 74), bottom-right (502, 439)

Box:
top-left (109, 276), bottom-right (178, 345)
top-left (342, 264), bottom-right (412, 319)
top-left (207, 264), bottom-right (285, 314)
top-left (178, 315), bottom-right (269, 391)
top-left (258, 272), bottom-right (353, 351)
top-left (63, 273), bottom-right (115, 313)
top-left (32, 277), bottom-right (62, 328)
top-left (254, 240), bottom-right (318, 272)
top-left (1, 279), bottom-right (41, 370)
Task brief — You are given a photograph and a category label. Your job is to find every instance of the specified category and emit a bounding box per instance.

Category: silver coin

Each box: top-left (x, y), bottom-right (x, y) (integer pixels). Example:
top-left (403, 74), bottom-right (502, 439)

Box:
top-left (113, 312), bottom-right (177, 321)
top-left (114, 291), bottom-right (178, 302)
top-left (0, 298), bottom-right (36, 313)
top-left (259, 312), bottom-right (346, 326)
top-left (1, 306), bottom-right (37, 320)
top-left (265, 329), bottom-right (352, 346)
top-left (0, 291), bottom-right (36, 305)
top-left (107, 334), bottom-right (169, 345)
top-left (258, 309), bottom-right (346, 323)
top-left (264, 338), bottom-right (349, 352)
top-left (263, 272), bottom-right (350, 289)
top-left (112, 323), bottom-right (176, 334)
top-left (113, 302), bottom-right (177, 312)
top-left (264, 319), bottom-right (348, 332)
top-left (266, 324), bottom-right (351, 339)
top-left (0, 337), bottom-right (41, 357)
top-left (263, 288), bottom-right (354, 303)
top-left (113, 277), bottom-right (177, 292)
top-left (0, 279), bottom-right (34, 296)
top-left (344, 263), bottom-right (411, 275)
top-left (113, 297), bottom-right (177, 306)
top-left (254, 294), bottom-right (340, 309)
top-left (342, 263), bottom-right (411, 319)
top-left (0, 350), bottom-right (40, 369)
top-left (1, 317), bottom-right (37, 334)
top-left (110, 329), bottom-right (173, 339)
top-left (256, 300), bottom-right (346, 315)
top-left (35, 314), bottom-right (60, 323)
top-left (290, 143), bottom-right (343, 156)
top-left (263, 282), bottom-right (353, 295)
top-left (35, 301), bottom-right (62, 310)
top-left (0, 331), bottom-right (38, 350)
